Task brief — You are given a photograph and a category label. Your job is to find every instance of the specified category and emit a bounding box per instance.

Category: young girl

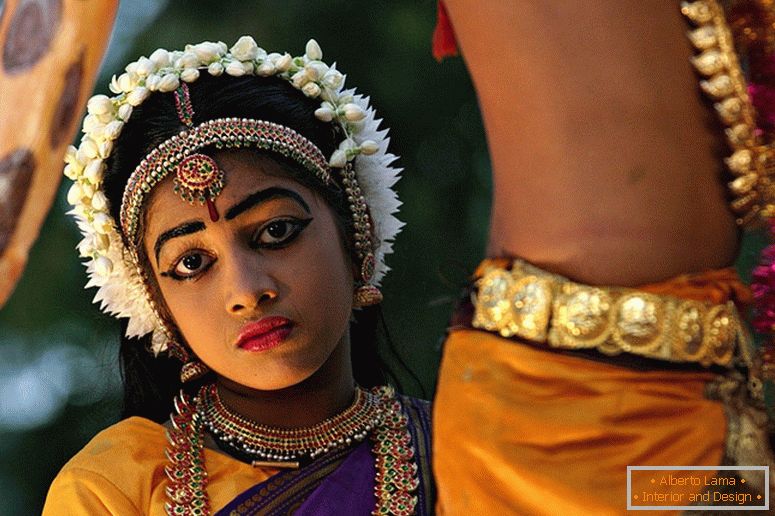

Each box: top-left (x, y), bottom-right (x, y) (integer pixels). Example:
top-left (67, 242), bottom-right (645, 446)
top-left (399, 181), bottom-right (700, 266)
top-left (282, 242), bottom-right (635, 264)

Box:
top-left (43, 36), bottom-right (432, 515)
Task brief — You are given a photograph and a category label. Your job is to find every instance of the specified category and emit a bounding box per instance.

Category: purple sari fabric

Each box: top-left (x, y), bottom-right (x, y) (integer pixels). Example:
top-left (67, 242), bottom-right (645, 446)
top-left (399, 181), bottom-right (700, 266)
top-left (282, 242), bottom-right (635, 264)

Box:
top-left (213, 441), bottom-right (372, 516)
top-left (294, 440), bottom-right (376, 515)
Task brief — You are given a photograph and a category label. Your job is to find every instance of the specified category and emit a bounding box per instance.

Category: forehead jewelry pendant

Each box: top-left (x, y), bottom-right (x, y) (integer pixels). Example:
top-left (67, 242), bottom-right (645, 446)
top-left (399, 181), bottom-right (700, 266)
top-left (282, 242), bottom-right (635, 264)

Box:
top-left (172, 83), bottom-right (224, 222)
top-left (173, 153), bottom-right (224, 222)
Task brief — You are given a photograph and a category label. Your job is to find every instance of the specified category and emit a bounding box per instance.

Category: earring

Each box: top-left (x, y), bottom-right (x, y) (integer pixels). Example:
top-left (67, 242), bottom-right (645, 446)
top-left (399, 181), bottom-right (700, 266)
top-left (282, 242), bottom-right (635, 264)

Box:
top-left (353, 284), bottom-right (383, 308)
top-left (353, 252), bottom-right (382, 308)
top-left (180, 360), bottom-right (210, 383)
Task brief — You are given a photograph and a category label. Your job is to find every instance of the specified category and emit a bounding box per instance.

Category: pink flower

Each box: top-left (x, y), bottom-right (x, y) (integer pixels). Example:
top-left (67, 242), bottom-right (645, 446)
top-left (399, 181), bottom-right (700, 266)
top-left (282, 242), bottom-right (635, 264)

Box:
top-left (748, 82), bottom-right (775, 134)
top-left (750, 220), bottom-right (775, 333)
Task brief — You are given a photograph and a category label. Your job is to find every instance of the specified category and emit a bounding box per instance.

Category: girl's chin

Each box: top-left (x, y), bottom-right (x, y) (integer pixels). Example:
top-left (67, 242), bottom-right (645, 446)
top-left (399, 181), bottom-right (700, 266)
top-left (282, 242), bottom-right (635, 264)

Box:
top-left (218, 365), bottom-right (321, 391)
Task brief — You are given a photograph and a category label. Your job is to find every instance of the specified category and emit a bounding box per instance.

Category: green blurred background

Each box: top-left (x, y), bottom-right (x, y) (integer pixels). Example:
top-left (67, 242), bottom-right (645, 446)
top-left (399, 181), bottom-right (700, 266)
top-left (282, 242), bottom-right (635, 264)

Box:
top-left (0, 1), bottom-right (491, 513)
top-left (0, 1), bottom-right (768, 514)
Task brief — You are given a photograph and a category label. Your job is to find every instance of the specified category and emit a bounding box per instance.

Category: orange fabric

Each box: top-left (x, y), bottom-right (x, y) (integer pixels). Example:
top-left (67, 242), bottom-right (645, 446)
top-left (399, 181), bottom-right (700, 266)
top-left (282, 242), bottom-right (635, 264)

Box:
top-left (638, 267), bottom-right (752, 307)
top-left (434, 331), bottom-right (726, 515)
top-left (433, 264), bottom-right (745, 515)
top-left (43, 417), bottom-right (277, 514)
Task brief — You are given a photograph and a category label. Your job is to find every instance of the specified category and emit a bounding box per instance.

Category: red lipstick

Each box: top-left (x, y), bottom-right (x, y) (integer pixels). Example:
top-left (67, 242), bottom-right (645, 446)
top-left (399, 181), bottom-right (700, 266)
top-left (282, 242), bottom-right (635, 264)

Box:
top-left (236, 316), bottom-right (293, 352)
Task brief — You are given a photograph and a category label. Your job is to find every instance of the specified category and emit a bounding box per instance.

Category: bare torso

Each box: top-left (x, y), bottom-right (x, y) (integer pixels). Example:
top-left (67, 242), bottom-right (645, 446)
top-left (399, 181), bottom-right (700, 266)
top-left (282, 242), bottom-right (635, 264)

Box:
top-left (443, 0), bottom-right (739, 285)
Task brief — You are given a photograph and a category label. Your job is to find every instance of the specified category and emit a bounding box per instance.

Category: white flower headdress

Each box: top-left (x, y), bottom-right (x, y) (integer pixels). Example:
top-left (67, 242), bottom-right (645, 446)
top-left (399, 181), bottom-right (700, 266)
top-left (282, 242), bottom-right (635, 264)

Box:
top-left (65, 37), bottom-right (403, 354)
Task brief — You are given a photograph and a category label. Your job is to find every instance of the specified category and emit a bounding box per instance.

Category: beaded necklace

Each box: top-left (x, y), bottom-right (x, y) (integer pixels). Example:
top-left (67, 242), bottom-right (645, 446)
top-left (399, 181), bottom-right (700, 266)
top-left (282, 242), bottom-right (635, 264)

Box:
top-left (199, 383), bottom-right (382, 465)
top-left (164, 384), bottom-right (419, 515)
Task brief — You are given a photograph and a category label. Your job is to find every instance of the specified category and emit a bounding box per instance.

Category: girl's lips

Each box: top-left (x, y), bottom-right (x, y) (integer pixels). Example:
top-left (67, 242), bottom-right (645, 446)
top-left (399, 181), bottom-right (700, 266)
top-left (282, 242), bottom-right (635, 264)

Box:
top-left (236, 316), bottom-right (294, 352)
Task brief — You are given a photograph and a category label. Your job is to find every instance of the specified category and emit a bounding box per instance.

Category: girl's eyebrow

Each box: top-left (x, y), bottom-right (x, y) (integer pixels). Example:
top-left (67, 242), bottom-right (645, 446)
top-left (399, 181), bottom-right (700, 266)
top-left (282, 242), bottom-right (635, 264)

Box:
top-left (224, 187), bottom-right (311, 221)
top-left (154, 221), bottom-right (206, 264)
top-left (153, 188), bottom-right (312, 265)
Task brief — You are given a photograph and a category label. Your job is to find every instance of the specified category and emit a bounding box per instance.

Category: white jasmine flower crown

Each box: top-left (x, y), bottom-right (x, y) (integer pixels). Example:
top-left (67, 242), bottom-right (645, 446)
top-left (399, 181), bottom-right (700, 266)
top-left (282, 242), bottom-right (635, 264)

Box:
top-left (65, 36), bottom-right (403, 354)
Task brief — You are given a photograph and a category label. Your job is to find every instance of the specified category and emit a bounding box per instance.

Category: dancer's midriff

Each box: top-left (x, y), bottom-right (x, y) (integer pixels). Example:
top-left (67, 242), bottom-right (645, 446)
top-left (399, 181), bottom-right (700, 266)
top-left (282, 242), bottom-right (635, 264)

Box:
top-left (443, 0), bottom-right (739, 286)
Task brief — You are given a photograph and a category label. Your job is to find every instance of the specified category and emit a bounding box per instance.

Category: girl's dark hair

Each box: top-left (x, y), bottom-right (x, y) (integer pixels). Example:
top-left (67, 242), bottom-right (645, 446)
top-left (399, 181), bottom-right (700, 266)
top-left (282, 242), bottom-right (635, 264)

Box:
top-left (106, 74), bottom-right (387, 422)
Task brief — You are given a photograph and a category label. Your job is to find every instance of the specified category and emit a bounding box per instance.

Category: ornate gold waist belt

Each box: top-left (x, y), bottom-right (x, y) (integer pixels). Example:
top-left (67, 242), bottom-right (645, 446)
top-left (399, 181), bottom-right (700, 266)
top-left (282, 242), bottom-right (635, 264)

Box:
top-left (471, 260), bottom-right (749, 368)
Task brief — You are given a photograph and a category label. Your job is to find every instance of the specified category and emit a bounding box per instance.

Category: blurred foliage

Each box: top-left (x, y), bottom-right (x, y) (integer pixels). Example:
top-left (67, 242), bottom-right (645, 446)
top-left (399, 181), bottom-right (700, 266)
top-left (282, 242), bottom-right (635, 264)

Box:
top-left (0, 1), bottom-right (488, 513)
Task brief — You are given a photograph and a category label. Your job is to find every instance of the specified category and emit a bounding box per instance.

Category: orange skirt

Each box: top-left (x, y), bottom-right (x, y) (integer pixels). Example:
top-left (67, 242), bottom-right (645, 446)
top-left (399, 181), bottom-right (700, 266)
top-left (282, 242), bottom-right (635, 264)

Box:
top-left (433, 265), bottom-right (749, 515)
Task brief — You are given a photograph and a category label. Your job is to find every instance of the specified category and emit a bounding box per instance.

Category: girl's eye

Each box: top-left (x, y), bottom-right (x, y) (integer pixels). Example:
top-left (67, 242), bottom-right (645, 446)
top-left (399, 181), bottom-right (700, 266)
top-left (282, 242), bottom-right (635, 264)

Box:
top-left (165, 252), bottom-right (214, 280)
top-left (252, 218), bottom-right (312, 249)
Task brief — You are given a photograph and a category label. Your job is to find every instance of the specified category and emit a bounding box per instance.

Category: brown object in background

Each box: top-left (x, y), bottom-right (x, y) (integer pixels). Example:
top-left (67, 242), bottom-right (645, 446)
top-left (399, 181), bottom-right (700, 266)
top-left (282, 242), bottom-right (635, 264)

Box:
top-left (0, 0), bottom-right (118, 308)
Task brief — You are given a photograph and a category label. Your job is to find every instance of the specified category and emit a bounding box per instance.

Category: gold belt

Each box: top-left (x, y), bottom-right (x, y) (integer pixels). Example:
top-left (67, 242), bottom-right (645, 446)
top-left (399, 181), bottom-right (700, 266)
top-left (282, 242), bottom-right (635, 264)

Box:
top-left (471, 260), bottom-right (749, 368)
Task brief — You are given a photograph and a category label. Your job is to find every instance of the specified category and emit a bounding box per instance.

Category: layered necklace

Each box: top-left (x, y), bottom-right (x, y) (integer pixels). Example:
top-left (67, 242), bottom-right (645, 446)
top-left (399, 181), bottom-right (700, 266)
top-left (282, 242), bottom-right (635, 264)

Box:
top-left (198, 384), bottom-right (381, 466)
top-left (164, 384), bottom-right (419, 516)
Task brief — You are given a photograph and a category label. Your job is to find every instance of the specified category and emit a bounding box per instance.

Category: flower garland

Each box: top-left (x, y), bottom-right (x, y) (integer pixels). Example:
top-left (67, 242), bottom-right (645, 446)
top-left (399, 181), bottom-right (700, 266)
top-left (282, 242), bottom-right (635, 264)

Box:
top-left (751, 220), bottom-right (775, 382)
top-left (726, 1), bottom-right (775, 384)
top-left (64, 37), bottom-right (403, 352)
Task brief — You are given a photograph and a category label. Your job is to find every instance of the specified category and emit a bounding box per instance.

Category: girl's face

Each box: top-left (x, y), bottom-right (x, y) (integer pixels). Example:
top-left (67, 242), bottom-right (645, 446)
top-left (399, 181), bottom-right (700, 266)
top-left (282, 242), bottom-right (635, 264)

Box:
top-left (142, 150), bottom-right (354, 390)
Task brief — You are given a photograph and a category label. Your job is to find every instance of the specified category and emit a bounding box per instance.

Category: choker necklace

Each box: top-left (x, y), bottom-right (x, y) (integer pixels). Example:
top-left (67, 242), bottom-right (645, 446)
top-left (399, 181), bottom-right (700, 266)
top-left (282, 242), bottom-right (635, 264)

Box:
top-left (165, 384), bottom-right (419, 516)
top-left (197, 384), bottom-right (382, 466)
